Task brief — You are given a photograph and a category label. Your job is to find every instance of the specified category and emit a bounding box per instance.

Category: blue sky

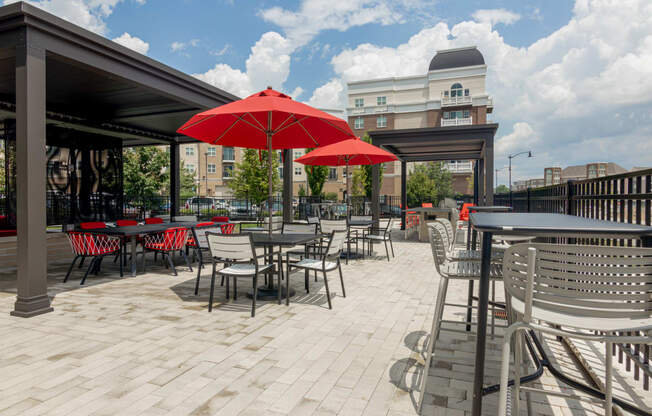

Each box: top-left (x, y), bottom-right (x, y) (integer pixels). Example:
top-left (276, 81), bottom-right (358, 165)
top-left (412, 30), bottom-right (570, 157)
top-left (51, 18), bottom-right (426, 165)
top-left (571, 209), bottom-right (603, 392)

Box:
top-left (6, 0), bottom-right (652, 184)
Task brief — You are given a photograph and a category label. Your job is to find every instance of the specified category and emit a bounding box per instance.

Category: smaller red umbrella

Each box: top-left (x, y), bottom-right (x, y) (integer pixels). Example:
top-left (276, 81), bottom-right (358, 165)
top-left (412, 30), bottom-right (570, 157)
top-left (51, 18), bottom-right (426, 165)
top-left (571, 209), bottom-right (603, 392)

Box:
top-left (294, 138), bottom-right (397, 215)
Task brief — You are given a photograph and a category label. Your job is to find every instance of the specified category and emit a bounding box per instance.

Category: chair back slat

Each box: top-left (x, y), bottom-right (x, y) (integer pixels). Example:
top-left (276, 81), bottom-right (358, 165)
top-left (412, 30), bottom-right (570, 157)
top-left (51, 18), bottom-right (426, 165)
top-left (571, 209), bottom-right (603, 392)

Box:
top-left (321, 219), bottom-right (347, 234)
top-left (191, 224), bottom-right (223, 249)
top-left (435, 218), bottom-right (454, 246)
top-left (144, 227), bottom-right (188, 251)
top-left (427, 223), bottom-right (448, 273)
top-left (282, 223), bottom-right (317, 234)
top-left (326, 230), bottom-right (347, 257)
top-left (503, 243), bottom-right (652, 320)
top-left (206, 233), bottom-right (254, 261)
top-left (67, 231), bottom-right (120, 256)
top-left (350, 215), bottom-right (371, 222)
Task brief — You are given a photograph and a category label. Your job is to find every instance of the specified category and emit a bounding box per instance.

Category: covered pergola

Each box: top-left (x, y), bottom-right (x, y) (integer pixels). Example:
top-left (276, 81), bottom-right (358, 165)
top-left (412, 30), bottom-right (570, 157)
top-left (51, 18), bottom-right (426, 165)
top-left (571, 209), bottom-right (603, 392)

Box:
top-left (369, 124), bottom-right (499, 228)
top-left (0, 2), bottom-right (241, 317)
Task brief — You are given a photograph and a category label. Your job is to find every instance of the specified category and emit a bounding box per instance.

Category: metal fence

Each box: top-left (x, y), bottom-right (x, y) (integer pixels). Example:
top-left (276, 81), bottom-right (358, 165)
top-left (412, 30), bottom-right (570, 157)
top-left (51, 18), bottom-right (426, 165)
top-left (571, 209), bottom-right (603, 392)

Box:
top-left (495, 168), bottom-right (652, 392)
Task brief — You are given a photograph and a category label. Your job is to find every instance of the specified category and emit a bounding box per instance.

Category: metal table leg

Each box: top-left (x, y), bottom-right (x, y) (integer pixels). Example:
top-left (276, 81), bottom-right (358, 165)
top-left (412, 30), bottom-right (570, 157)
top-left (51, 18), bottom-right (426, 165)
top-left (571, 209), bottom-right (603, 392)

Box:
top-left (471, 231), bottom-right (493, 416)
top-left (465, 227), bottom-right (478, 331)
top-left (130, 236), bottom-right (138, 277)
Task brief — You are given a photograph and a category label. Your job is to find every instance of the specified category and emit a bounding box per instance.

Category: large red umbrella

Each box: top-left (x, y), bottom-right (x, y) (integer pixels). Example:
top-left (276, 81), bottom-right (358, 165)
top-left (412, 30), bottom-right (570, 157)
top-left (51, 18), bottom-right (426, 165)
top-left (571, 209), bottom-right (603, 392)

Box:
top-left (177, 87), bottom-right (355, 234)
top-left (294, 137), bottom-right (397, 215)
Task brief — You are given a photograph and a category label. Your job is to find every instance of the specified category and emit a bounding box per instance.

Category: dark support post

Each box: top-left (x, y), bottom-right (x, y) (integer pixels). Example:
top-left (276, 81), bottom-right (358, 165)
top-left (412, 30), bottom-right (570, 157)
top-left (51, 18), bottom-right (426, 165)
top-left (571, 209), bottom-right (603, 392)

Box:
top-left (371, 164), bottom-right (380, 227)
top-left (170, 142), bottom-right (180, 220)
top-left (477, 158), bottom-right (485, 206)
top-left (12, 42), bottom-right (52, 317)
top-left (400, 161), bottom-right (406, 230)
top-left (465, 161), bottom-right (480, 331)
top-left (566, 180), bottom-right (574, 215)
top-left (283, 149), bottom-right (292, 222)
top-left (484, 139), bottom-right (494, 205)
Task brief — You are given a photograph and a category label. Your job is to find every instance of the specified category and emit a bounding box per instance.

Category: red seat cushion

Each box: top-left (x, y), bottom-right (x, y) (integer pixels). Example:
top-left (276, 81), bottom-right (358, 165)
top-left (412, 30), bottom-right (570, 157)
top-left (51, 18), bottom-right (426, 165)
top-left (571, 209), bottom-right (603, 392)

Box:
top-left (80, 222), bottom-right (106, 230)
top-left (145, 217), bottom-right (164, 224)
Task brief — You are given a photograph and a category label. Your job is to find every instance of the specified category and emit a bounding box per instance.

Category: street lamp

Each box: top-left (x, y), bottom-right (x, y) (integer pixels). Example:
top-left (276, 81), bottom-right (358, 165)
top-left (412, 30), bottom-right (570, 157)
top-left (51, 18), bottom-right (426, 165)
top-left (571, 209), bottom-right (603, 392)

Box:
top-left (204, 151), bottom-right (209, 197)
top-left (508, 150), bottom-right (532, 192)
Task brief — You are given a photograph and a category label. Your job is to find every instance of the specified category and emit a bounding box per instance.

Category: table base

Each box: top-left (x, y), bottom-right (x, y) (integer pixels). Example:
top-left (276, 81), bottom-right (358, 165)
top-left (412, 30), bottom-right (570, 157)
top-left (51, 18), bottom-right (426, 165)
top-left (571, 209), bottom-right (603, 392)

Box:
top-left (246, 286), bottom-right (296, 301)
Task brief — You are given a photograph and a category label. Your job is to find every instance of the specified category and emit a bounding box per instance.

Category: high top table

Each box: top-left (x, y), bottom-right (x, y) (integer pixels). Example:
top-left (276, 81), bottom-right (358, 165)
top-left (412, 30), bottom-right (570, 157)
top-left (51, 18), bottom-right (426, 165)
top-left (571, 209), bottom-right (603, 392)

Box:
top-left (468, 212), bottom-right (652, 416)
top-left (404, 207), bottom-right (452, 242)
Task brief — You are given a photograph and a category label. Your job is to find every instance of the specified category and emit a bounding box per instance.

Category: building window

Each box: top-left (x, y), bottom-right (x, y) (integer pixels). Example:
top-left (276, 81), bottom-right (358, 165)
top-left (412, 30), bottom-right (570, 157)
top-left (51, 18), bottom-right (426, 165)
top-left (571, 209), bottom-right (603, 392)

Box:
top-left (185, 146), bottom-right (194, 156)
top-left (377, 96), bottom-right (386, 106)
top-left (185, 163), bottom-right (195, 172)
top-left (294, 150), bottom-right (302, 158)
top-left (329, 168), bottom-right (337, 180)
top-left (463, 109), bottom-right (470, 118)
top-left (223, 147), bottom-right (235, 161)
top-left (464, 88), bottom-right (470, 96)
top-left (222, 165), bottom-right (233, 178)
top-left (207, 147), bottom-right (216, 156)
top-left (377, 115), bottom-right (387, 128)
top-left (354, 117), bottom-right (364, 129)
top-left (354, 98), bottom-right (364, 108)
top-left (450, 83), bottom-right (463, 97)
top-left (294, 167), bottom-right (302, 175)
top-left (207, 164), bottom-right (216, 173)
top-left (443, 110), bottom-right (470, 120)
top-left (443, 91), bottom-right (449, 97)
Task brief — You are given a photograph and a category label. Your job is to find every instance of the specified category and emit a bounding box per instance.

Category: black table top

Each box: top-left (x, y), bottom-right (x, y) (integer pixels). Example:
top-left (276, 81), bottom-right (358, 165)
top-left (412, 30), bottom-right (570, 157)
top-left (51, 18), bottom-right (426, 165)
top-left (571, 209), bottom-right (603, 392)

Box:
top-left (250, 233), bottom-right (321, 247)
top-left (79, 222), bottom-right (201, 236)
top-left (470, 205), bottom-right (512, 213)
top-left (470, 213), bottom-right (652, 238)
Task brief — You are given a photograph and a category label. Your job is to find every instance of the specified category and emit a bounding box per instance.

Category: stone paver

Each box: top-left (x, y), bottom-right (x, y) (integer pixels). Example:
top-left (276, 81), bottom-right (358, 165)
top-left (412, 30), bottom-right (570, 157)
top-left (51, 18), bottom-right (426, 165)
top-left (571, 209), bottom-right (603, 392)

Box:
top-left (0, 232), bottom-right (648, 415)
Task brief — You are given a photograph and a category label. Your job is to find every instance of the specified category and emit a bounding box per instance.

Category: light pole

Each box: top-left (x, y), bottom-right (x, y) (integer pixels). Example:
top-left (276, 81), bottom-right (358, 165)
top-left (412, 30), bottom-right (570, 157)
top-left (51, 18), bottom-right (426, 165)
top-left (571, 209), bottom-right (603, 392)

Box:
top-left (204, 151), bottom-right (209, 197)
top-left (508, 150), bottom-right (532, 192)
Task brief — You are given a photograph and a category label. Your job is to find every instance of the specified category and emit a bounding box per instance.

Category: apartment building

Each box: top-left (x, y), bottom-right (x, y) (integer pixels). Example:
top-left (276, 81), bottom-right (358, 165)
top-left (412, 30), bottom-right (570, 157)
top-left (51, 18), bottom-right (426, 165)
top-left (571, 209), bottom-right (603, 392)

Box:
top-left (514, 162), bottom-right (628, 191)
top-left (345, 46), bottom-right (494, 197)
top-left (180, 143), bottom-right (242, 197)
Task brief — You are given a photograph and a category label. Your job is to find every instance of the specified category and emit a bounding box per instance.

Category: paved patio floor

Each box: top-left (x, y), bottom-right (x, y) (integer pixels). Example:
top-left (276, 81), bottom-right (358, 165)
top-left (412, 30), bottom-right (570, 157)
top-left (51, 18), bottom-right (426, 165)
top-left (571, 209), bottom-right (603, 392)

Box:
top-left (0, 233), bottom-right (649, 415)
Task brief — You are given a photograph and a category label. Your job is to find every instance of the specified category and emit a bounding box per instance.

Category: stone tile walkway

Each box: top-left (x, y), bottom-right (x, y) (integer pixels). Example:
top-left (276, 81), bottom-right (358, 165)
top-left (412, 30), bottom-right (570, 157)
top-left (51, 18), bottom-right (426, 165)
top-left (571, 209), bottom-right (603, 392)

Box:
top-left (0, 234), bottom-right (648, 415)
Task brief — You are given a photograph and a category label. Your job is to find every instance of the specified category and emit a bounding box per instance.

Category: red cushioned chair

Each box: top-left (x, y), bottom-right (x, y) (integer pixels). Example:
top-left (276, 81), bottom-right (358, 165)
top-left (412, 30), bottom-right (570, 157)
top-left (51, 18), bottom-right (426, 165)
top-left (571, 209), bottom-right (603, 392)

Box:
top-left (421, 202), bottom-right (433, 208)
top-left (220, 223), bottom-right (235, 234)
top-left (65, 231), bottom-right (122, 284)
top-left (211, 216), bottom-right (229, 223)
top-left (459, 203), bottom-right (474, 222)
top-left (145, 217), bottom-right (164, 225)
top-left (143, 227), bottom-right (191, 276)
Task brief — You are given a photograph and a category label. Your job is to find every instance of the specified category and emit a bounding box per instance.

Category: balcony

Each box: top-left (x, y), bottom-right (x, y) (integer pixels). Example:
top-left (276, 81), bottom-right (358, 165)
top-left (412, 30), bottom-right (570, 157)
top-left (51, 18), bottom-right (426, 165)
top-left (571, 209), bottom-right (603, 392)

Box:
top-left (441, 116), bottom-right (472, 127)
top-left (351, 107), bottom-right (364, 114)
top-left (441, 94), bottom-right (472, 107)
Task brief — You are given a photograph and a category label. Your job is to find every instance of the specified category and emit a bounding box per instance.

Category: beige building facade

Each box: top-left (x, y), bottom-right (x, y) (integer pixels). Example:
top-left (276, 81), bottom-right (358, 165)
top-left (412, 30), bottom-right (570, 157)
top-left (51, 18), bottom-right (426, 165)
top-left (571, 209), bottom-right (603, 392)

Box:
top-left (344, 46), bottom-right (494, 198)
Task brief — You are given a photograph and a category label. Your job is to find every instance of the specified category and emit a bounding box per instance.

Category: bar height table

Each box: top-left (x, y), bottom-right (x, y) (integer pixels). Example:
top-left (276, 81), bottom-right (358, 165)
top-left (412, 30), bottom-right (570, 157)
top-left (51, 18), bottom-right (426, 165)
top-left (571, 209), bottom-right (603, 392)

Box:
top-left (405, 207), bottom-right (452, 242)
top-left (468, 212), bottom-right (652, 416)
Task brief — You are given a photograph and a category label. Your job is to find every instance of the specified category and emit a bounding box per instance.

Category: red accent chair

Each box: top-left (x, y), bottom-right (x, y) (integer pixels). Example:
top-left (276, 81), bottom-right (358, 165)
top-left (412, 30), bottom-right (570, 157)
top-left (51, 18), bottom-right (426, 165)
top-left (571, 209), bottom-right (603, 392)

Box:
top-left (459, 203), bottom-right (475, 222)
top-left (145, 217), bottom-right (164, 224)
top-left (220, 223), bottom-right (235, 234)
top-left (65, 231), bottom-right (122, 284)
top-left (80, 221), bottom-right (106, 230)
top-left (211, 216), bottom-right (229, 223)
top-left (143, 227), bottom-right (191, 275)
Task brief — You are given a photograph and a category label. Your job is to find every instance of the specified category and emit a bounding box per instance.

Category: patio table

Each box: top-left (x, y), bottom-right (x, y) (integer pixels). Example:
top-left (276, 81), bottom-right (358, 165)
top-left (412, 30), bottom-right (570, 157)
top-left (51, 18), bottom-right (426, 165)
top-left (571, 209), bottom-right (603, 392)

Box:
top-left (84, 222), bottom-right (202, 277)
top-left (468, 212), bottom-right (652, 416)
top-left (346, 219), bottom-right (373, 259)
top-left (248, 233), bottom-right (323, 300)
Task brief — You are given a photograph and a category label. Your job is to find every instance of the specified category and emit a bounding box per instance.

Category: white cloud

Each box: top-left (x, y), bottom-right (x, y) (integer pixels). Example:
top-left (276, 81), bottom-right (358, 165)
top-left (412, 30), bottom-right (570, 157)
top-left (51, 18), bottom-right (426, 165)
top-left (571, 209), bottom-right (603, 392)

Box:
top-left (3, 0), bottom-right (142, 35)
top-left (289, 86), bottom-right (304, 100)
top-left (170, 39), bottom-right (200, 53)
top-left (193, 64), bottom-right (252, 98)
top-left (472, 9), bottom-right (521, 26)
top-left (308, 0), bottom-right (652, 179)
top-left (112, 32), bottom-right (149, 54)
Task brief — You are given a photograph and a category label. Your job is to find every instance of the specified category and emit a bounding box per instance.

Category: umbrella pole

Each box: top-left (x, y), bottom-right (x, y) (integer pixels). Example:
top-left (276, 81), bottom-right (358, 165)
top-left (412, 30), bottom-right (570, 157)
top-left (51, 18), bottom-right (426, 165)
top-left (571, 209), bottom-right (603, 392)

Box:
top-left (346, 160), bottom-right (350, 219)
top-left (267, 112), bottom-right (273, 236)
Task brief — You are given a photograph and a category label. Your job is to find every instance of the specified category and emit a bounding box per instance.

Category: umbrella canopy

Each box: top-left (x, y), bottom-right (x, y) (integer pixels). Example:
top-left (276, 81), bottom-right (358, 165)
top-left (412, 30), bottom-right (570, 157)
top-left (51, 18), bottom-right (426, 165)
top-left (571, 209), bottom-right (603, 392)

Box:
top-left (176, 87), bottom-right (353, 149)
top-left (177, 87), bottom-right (355, 234)
top-left (295, 138), bottom-right (397, 216)
top-left (294, 137), bottom-right (397, 166)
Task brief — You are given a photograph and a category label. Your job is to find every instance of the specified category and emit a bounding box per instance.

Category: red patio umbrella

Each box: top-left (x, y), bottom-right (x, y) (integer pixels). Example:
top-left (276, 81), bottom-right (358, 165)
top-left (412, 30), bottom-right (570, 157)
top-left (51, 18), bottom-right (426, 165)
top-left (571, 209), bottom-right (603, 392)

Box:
top-left (177, 87), bottom-right (355, 234)
top-left (294, 137), bottom-right (397, 216)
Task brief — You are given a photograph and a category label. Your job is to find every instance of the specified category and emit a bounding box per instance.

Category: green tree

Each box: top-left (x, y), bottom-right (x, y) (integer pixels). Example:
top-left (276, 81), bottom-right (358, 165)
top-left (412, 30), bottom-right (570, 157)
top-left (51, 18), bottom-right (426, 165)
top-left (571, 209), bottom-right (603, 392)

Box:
top-left (228, 148), bottom-right (280, 206)
top-left (350, 166), bottom-right (365, 196)
top-left (304, 155), bottom-right (329, 197)
top-left (297, 184), bottom-right (306, 197)
top-left (406, 162), bottom-right (453, 207)
top-left (495, 184), bottom-right (509, 194)
top-left (123, 147), bottom-right (169, 198)
top-left (179, 162), bottom-right (197, 199)
top-left (360, 133), bottom-right (384, 198)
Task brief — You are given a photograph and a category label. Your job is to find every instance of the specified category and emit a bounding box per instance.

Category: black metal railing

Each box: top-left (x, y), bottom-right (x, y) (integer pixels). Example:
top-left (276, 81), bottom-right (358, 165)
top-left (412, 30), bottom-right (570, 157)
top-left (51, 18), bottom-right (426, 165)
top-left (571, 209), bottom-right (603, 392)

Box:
top-left (496, 168), bottom-right (652, 392)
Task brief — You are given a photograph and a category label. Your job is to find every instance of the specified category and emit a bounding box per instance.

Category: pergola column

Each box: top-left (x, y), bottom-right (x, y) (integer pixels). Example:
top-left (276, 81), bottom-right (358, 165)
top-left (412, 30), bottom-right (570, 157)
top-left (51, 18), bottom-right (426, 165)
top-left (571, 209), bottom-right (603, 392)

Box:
top-left (12, 42), bottom-right (52, 317)
top-left (169, 142), bottom-right (180, 219)
top-left (400, 161), bottom-right (407, 230)
top-left (484, 139), bottom-right (494, 205)
top-left (282, 149), bottom-right (293, 222)
top-left (477, 158), bottom-right (485, 206)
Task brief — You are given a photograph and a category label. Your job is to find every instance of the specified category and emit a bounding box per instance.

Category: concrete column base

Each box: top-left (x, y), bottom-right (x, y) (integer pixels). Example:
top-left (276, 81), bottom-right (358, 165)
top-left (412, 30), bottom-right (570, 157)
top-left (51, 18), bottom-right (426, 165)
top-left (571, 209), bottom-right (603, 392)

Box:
top-left (11, 294), bottom-right (53, 318)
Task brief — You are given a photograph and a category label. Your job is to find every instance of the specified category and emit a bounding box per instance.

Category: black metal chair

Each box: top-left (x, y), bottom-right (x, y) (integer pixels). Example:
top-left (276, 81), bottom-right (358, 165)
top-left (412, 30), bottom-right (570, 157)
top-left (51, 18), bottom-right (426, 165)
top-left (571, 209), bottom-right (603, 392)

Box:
top-left (189, 223), bottom-right (226, 295)
top-left (362, 218), bottom-right (395, 261)
top-left (286, 230), bottom-right (347, 309)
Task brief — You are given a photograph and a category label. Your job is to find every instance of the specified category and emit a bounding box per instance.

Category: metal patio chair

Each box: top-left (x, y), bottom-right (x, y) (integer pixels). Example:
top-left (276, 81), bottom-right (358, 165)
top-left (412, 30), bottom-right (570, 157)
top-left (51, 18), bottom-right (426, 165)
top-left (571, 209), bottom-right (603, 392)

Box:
top-left (498, 243), bottom-right (652, 416)
top-left (206, 232), bottom-right (274, 317)
top-left (189, 222), bottom-right (223, 295)
top-left (286, 230), bottom-right (346, 309)
top-left (142, 227), bottom-right (192, 276)
top-left (362, 218), bottom-right (395, 261)
top-left (65, 231), bottom-right (122, 284)
top-left (418, 222), bottom-right (504, 412)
